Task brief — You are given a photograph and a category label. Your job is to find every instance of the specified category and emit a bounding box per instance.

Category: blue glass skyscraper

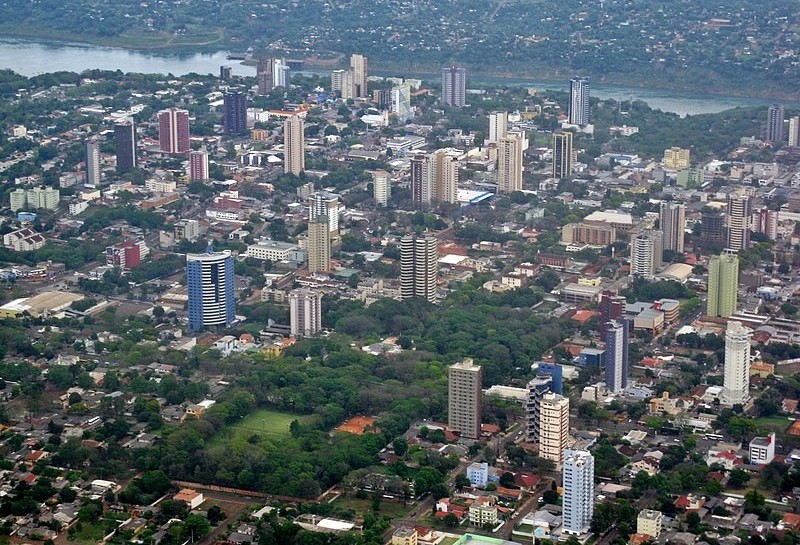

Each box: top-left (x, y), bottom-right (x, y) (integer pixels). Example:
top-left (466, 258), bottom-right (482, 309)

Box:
top-left (186, 249), bottom-right (235, 333)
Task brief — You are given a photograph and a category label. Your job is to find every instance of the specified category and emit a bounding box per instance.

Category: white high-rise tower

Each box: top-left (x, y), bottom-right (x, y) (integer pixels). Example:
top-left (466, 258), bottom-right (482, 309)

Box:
top-left (562, 448), bottom-right (595, 535)
top-left (722, 321), bottom-right (752, 406)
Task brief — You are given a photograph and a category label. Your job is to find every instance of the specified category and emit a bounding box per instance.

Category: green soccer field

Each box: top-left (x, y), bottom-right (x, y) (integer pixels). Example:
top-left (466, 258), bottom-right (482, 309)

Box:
top-left (209, 409), bottom-right (312, 446)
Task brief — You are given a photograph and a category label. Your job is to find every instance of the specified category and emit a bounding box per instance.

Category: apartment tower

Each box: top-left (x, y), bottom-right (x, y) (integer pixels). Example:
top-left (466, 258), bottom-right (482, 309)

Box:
top-left (722, 321), bottom-right (752, 406)
top-left (307, 217), bottom-right (331, 274)
top-left (659, 201), bottom-right (686, 254)
top-left (707, 250), bottom-right (739, 318)
top-left (604, 319), bottom-right (629, 394)
top-left (189, 150), bottom-right (210, 182)
top-left (538, 392), bottom-right (570, 464)
top-left (289, 289), bottom-right (323, 337)
top-left (186, 249), bottom-right (235, 333)
top-left (552, 132), bottom-right (573, 179)
top-left (562, 449), bottom-right (595, 535)
top-left (372, 170), bottom-right (391, 206)
top-left (441, 66), bottom-right (466, 107)
top-left (399, 234), bottom-right (438, 303)
top-left (283, 114), bottom-right (305, 175)
top-left (85, 138), bottom-right (101, 186)
top-left (767, 104), bottom-right (785, 143)
top-left (568, 76), bottom-right (590, 126)
top-left (223, 91), bottom-right (248, 135)
top-left (448, 359), bottom-right (482, 439)
top-left (114, 119), bottom-right (137, 173)
top-left (158, 108), bottom-right (190, 154)
top-left (497, 132), bottom-right (524, 193)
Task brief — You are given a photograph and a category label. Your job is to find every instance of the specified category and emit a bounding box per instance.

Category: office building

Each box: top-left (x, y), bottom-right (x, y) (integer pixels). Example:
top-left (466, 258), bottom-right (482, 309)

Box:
top-left (174, 219), bottom-right (200, 242)
top-left (372, 170), bottom-right (391, 206)
top-left (400, 234), bottom-right (438, 303)
top-left (308, 191), bottom-right (340, 232)
top-left (604, 319), bottom-right (629, 394)
top-left (448, 359), bottom-right (482, 439)
top-left (722, 321), bottom-right (751, 406)
top-left (525, 375), bottom-right (554, 444)
top-left (441, 66), bottom-right (466, 107)
top-left (538, 392), bottom-right (569, 464)
top-left (562, 449), bottom-right (595, 535)
top-left (629, 230), bottom-right (663, 279)
top-left (707, 250), bottom-right (739, 318)
top-left (568, 76), bottom-right (590, 126)
top-left (391, 83), bottom-right (413, 122)
top-left (662, 147), bottom-right (690, 170)
top-left (599, 290), bottom-right (626, 333)
top-left (289, 289), bottom-right (323, 337)
top-left (497, 132), bottom-right (524, 193)
top-left (767, 104), bottom-right (784, 143)
top-left (637, 510), bottom-right (663, 538)
top-left (85, 139), bottom-right (101, 186)
top-left (114, 119), bottom-right (137, 173)
top-left (189, 150), bottom-right (209, 182)
top-left (350, 54), bottom-right (368, 98)
top-left (158, 108), bottom-right (190, 154)
top-left (488, 111), bottom-right (508, 143)
top-left (537, 362), bottom-right (564, 395)
top-left (307, 217), bottom-right (331, 273)
top-left (659, 201), bottom-right (685, 254)
top-left (727, 192), bottom-right (751, 251)
top-left (283, 114), bottom-right (305, 175)
top-left (272, 58), bottom-right (290, 88)
top-left (223, 92), bottom-right (248, 135)
top-left (552, 132), bottom-right (573, 178)
top-left (186, 249), bottom-right (235, 333)
top-left (789, 116), bottom-right (800, 147)
top-left (256, 57), bottom-right (273, 94)
top-left (701, 209), bottom-right (727, 246)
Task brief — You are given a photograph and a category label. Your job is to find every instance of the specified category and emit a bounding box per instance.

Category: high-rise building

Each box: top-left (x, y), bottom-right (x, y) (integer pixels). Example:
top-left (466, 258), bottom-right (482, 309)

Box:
top-left (158, 108), bottom-right (190, 154)
top-left (753, 206), bottom-right (778, 241)
top-left (373, 88), bottom-right (391, 109)
top-left (272, 58), bottom-right (290, 88)
top-left (289, 289), bottom-right (323, 337)
top-left (11, 187), bottom-right (60, 212)
top-left (568, 77), bottom-right (590, 126)
top-left (350, 54), bottom-right (368, 98)
top-left (174, 219), bottom-right (200, 242)
top-left (659, 202), bottom-right (685, 254)
top-left (223, 92), bottom-right (248, 135)
top-left (412, 149), bottom-right (459, 204)
top-left (525, 375), bottom-right (554, 444)
top-left (186, 249), bottom-right (235, 333)
top-left (538, 392), bottom-right (569, 464)
top-left (189, 150), bottom-right (209, 182)
top-left (662, 147), bottom-right (690, 170)
top-left (284, 115), bottom-right (305, 175)
top-left (400, 234), bottom-right (438, 303)
top-left (441, 66), bottom-right (466, 107)
top-left (767, 104), bottom-right (785, 143)
top-left (562, 449), bottom-right (595, 535)
top-left (410, 154), bottom-right (429, 207)
top-left (789, 116), bottom-right (800, 147)
top-left (391, 84), bottom-right (413, 122)
top-left (630, 230), bottom-right (663, 279)
top-left (331, 69), bottom-right (353, 99)
top-left (114, 119), bottom-right (137, 173)
top-left (727, 193), bottom-right (751, 251)
top-left (701, 209), bottom-right (727, 246)
top-left (256, 57), bottom-right (273, 94)
top-left (308, 191), bottom-right (340, 232)
top-left (219, 65), bottom-right (232, 81)
top-left (604, 319), bottom-right (629, 394)
top-left (85, 139), bottom-right (101, 186)
top-left (552, 132), bottom-right (573, 179)
top-left (106, 239), bottom-right (149, 271)
top-left (307, 217), bottom-right (331, 273)
top-left (448, 359), bottom-right (482, 439)
top-left (497, 133), bottom-right (524, 193)
top-left (488, 111), bottom-right (508, 143)
top-left (707, 250), bottom-right (739, 318)
top-left (372, 170), bottom-right (391, 206)
top-left (599, 290), bottom-right (626, 334)
top-left (9, 189), bottom-right (26, 212)
top-left (722, 321), bottom-right (752, 406)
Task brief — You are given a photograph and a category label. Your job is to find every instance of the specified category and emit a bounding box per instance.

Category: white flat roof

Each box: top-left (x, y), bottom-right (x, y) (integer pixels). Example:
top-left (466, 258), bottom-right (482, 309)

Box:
top-left (316, 519), bottom-right (354, 531)
top-left (439, 254), bottom-right (467, 265)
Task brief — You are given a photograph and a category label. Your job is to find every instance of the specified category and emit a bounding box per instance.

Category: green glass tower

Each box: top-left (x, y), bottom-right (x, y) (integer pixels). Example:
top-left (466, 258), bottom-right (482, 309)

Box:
top-left (707, 250), bottom-right (739, 318)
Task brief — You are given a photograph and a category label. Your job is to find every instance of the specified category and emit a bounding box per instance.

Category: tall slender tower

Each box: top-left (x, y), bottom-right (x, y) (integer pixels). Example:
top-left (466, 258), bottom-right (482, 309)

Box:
top-left (448, 359), bottom-right (482, 439)
top-left (85, 138), bottom-right (101, 186)
top-left (114, 119), bottom-right (137, 173)
top-left (158, 108), bottom-right (190, 154)
top-left (400, 234), bottom-right (438, 303)
top-left (538, 392), bottom-right (569, 464)
top-left (568, 76), bottom-right (590, 126)
top-left (497, 133), bottom-right (524, 193)
top-left (257, 57), bottom-right (273, 95)
top-left (289, 289), bottom-right (323, 337)
top-left (430, 149), bottom-right (459, 204)
top-left (308, 191), bottom-right (340, 232)
top-left (789, 116), bottom-right (800, 147)
top-left (186, 250), bottom-right (235, 333)
top-left (726, 193), bottom-right (751, 251)
top-left (410, 154), bottom-right (429, 207)
top-left (525, 376), bottom-right (554, 444)
top-left (604, 319), bottom-right (629, 394)
top-left (629, 230), bottom-right (663, 279)
top-left (272, 58), bottom-right (290, 88)
top-left (307, 217), bottom-right (331, 274)
top-left (707, 250), bottom-right (739, 318)
top-left (722, 321), bottom-right (751, 406)
top-left (349, 54), bottom-right (368, 98)
top-left (223, 91), bottom-right (248, 135)
top-left (562, 449), bottom-right (595, 535)
top-left (599, 290), bottom-right (626, 334)
top-left (767, 104), bottom-right (785, 143)
top-left (284, 115), bottom-right (305, 175)
top-left (488, 111), bottom-right (508, 143)
top-left (441, 66), bottom-right (466, 107)
top-left (552, 132), bottom-right (573, 179)
top-left (189, 150), bottom-right (209, 182)
top-left (659, 202), bottom-right (686, 254)
top-left (372, 170), bottom-right (391, 206)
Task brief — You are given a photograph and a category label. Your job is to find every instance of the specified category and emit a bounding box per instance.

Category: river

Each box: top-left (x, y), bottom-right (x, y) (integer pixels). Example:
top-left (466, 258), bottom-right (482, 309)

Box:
top-left (0, 37), bottom-right (792, 117)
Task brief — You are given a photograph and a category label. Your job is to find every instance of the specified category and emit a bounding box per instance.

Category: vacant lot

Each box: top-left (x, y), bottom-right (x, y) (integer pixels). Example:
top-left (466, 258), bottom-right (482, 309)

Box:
top-left (209, 409), bottom-right (312, 446)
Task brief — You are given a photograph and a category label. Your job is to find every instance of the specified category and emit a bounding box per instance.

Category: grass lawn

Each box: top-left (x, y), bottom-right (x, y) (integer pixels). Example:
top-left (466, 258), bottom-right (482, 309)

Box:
top-left (69, 520), bottom-right (111, 545)
top-left (753, 415), bottom-right (792, 434)
top-left (330, 495), bottom-right (411, 519)
top-left (439, 538), bottom-right (460, 545)
top-left (209, 409), bottom-right (312, 447)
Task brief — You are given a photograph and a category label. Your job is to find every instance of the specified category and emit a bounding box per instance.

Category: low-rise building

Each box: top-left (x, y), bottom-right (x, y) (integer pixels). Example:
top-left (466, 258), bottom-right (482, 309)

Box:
top-left (246, 239), bottom-right (304, 262)
top-left (637, 509), bottom-right (663, 538)
top-left (749, 433), bottom-right (776, 465)
top-left (466, 462), bottom-right (489, 488)
top-left (468, 497), bottom-right (498, 527)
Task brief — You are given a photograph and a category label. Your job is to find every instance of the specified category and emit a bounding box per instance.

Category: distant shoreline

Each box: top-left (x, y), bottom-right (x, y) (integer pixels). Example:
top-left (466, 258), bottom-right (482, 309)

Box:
top-left (0, 29), bottom-right (797, 103)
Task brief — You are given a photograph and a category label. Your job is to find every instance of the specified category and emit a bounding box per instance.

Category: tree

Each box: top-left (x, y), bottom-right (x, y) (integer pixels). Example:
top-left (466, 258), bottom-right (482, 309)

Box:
top-left (499, 472), bottom-right (515, 487)
top-left (542, 489), bottom-right (559, 505)
top-left (455, 474), bottom-right (471, 491)
top-left (392, 438), bottom-right (408, 457)
top-left (729, 468), bottom-right (751, 488)
top-left (182, 514), bottom-right (210, 542)
top-left (443, 513), bottom-right (458, 528)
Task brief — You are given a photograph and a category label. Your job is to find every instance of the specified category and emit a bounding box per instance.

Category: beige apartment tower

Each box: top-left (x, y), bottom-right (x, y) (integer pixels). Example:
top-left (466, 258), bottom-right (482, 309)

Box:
top-left (283, 115), bottom-right (305, 175)
top-left (350, 54), bottom-right (368, 98)
top-left (307, 217), bottom-right (331, 273)
top-left (448, 359), bottom-right (482, 439)
top-left (538, 392), bottom-right (570, 464)
top-left (497, 133), bottom-right (524, 193)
